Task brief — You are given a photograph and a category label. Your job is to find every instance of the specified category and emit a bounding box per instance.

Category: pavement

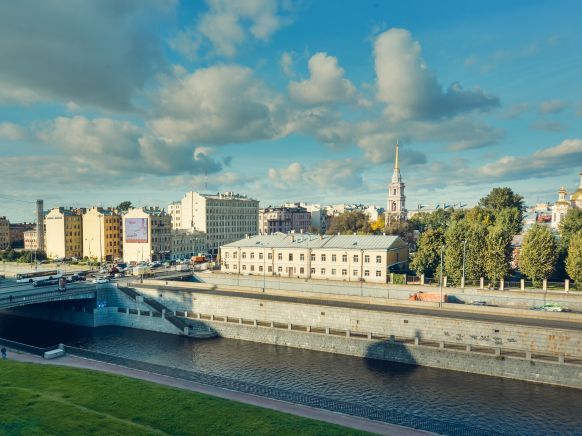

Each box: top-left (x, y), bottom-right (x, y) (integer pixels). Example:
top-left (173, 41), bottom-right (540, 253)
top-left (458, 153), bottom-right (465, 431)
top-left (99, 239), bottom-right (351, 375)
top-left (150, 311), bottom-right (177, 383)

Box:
top-left (138, 283), bottom-right (582, 332)
top-left (3, 350), bottom-right (431, 436)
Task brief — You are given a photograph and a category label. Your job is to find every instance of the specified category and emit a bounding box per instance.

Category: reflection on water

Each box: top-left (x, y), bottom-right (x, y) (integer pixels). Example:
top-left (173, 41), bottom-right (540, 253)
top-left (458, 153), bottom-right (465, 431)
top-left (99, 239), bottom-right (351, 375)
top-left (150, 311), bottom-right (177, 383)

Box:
top-left (1, 313), bottom-right (581, 435)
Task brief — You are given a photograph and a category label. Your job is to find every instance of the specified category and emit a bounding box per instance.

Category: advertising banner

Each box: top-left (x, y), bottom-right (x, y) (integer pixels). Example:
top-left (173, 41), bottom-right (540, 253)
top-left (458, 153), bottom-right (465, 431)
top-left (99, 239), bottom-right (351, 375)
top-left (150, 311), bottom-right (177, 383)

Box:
top-left (125, 218), bottom-right (148, 243)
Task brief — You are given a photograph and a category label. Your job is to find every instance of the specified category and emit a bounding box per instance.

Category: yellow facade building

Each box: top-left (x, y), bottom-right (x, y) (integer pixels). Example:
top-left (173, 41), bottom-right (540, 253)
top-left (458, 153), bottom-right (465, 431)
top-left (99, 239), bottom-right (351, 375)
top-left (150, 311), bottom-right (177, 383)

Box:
top-left (45, 208), bottom-right (83, 259)
top-left (82, 207), bottom-right (122, 262)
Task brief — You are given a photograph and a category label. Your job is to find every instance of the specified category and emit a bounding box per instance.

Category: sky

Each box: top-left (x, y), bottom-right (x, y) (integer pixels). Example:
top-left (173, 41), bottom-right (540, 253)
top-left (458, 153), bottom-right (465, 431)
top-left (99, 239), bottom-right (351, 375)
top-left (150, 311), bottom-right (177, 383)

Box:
top-left (1, 0), bottom-right (582, 222)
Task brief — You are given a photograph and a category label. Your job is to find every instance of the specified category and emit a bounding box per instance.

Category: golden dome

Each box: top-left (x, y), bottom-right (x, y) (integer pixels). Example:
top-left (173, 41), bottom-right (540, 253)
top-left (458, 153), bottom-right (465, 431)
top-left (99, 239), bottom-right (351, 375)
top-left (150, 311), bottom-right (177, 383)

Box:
top-left (572, 189), bottom-right (582, 201)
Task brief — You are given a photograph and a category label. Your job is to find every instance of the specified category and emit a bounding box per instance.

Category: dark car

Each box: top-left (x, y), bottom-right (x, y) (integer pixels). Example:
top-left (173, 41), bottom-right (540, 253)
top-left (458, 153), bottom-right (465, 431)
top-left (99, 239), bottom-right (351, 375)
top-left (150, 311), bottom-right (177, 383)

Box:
top-left (33, 279), bottom-right (59, 288)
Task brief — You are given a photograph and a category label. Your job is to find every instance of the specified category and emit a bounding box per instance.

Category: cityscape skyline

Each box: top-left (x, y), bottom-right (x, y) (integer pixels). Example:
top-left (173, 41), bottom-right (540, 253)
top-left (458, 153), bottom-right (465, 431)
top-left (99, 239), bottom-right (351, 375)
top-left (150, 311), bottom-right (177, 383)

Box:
top-left (2, 0), bottom-right (582, 221)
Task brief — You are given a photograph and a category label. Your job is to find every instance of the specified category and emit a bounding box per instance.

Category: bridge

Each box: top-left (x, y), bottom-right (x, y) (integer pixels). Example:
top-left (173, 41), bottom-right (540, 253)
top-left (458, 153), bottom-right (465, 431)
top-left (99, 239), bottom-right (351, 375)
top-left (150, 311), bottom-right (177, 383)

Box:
top-left (0, 281), bottom-right (97, 310)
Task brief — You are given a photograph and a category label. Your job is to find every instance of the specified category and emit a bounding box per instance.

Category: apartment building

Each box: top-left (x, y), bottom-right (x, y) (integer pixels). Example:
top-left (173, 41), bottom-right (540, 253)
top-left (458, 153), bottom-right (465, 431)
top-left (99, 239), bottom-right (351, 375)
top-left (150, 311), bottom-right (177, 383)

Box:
top-left (82, 207), bottom-right (122, 261)
top-left (9, 222), bottom-right (35, 248)
top-left (0, 217), bottom-right (9, 250)
top-left (302, 204), bottom-right (331, 234)
top-left (171, 229), bottom-right (207, 261)
top-left (168, 201), bottom-right (182, 229)
top-left (122, 207), bottom-right (171, 263)
top-left (220, 233), bottom-right (409, 284)
top-left (169, 191), bottom-right (258, 256)
top-left (24, 229), bottom-right (39, 251)
top-left (45, 208), bottom-right (83, 259)
top-left (259, 205), bottom-right (311, 235)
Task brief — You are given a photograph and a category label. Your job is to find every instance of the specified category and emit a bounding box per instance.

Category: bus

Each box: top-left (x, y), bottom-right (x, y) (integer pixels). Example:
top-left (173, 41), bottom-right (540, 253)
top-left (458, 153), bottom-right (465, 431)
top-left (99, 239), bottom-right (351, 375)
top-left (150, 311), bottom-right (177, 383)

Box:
top-left (16, 270), bottom-right (63, 283)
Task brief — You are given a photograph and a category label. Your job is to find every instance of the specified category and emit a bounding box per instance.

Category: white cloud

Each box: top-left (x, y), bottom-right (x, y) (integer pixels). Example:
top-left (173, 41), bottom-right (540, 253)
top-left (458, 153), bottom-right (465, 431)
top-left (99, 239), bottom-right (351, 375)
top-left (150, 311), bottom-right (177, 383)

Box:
top-left (530, 120), bottom-right (565, 132)
top-left (280, 51), bottom-right (295, 77)
top-left (374, 28), bottom-right (499, 120)
top-left (289, 52), bottom-right (356, 105)
top-left (151, 65), bottom-right (282, 144)
top-left (502, 102), bottom-right (529, 119)
top-left (539, 99), bottom-right (568, 114)
top-left (0, 122), bottom-right (26, 140)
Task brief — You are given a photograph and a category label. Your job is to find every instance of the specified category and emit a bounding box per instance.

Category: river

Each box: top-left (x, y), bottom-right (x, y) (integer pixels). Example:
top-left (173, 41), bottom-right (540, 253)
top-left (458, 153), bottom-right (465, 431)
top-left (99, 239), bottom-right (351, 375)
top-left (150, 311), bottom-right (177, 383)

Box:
top-left (1, 313), bottom-right (580, 435)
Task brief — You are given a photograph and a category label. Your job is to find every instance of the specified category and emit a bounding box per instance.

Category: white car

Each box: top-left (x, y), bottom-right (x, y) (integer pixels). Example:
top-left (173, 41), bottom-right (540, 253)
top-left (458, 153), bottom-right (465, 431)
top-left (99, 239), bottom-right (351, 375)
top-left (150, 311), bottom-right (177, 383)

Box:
top-left (92, 277), bottom-right (109, 284)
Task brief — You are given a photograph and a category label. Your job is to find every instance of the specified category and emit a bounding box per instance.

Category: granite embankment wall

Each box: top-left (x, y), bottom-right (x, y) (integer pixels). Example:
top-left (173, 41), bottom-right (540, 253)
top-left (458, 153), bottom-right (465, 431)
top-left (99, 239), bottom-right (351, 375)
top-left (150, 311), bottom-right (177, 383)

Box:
top-left (199, 272), bottom-right (582, 310)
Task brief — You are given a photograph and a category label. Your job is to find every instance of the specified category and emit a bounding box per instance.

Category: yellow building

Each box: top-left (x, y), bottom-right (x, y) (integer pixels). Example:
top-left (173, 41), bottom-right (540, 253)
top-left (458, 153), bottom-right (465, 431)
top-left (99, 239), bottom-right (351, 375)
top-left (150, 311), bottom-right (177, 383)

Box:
top-left (45, 208), bottom-right (83, 259)
top-left (82, 207), bottom-right (122, 262)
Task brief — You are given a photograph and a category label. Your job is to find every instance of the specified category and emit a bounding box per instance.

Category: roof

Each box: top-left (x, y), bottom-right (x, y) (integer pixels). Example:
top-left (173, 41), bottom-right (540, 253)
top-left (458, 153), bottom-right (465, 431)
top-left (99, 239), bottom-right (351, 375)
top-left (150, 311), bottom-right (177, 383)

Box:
top-left (222, 233), bottom-right (406, 250)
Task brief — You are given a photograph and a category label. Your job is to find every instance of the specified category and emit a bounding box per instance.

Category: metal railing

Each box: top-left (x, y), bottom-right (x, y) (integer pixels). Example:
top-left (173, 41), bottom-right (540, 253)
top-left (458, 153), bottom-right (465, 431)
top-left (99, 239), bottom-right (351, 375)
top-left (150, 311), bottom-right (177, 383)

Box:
top-left (0, 286), bottom-right (96, 309)
top-left (0, 337), bottom-right (59, 357)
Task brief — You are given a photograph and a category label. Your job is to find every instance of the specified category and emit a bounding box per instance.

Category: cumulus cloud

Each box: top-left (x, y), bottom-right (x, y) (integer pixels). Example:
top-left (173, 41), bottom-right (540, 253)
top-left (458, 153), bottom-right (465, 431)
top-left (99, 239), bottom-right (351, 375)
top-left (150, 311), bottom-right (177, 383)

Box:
top-left (175, 0), bottom-right (292, 58)
top-left (151, 65), bottom-right (282, 144)
top-left (539, 99), bottom-right (568, 114)
top-left (374, 28), bottom-right (499, 120)
top-left (289, 53), bottom-right (356, 105)
top-left (0, 0), bottom-right (170, 110)
top-left (0, 122), bottom-right (26, 140)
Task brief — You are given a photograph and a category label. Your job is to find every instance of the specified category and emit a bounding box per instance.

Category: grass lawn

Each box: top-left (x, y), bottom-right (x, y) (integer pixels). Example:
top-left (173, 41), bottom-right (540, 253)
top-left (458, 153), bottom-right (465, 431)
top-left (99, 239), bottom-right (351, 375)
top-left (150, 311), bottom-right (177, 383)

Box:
top-left (0, 360), bottom-right (367, 435)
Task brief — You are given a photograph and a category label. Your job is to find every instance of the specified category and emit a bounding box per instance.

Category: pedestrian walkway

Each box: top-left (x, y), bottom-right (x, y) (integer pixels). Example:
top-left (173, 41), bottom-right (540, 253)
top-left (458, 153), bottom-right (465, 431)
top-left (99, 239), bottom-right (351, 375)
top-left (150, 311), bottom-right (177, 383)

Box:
top-left (5, 350), bottom-right (430, 436)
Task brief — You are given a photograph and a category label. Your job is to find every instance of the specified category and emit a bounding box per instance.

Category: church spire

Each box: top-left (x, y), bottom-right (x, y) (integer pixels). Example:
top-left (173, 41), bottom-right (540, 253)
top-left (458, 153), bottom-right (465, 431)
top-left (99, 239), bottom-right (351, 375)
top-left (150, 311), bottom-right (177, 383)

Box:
top-left (391, 141), bottom-right (401, 183)
top-left (394, 140), bottom-right (399, 171)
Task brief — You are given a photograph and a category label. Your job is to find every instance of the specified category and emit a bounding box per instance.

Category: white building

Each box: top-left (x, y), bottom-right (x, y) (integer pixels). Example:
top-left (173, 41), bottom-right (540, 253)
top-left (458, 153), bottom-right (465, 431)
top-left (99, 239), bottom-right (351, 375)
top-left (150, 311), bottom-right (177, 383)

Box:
top-left (220, 233), bottom-right (409, 284)
top-left (122, 207), bottom-right (171, 263)
top-left (45, 208), bottom-right (83, 259)
top-left (169, 191), bottom-right (259, 256)
top-left (259, 205), bottom-right (311, 235)
top-left (170, 229), bottom-right (207, 261)
top-left (303, 204), bottom-right (330, 234)
top-left (551, 171), bottom-right (582, 229)
top-left (168, 201), bottom-right (182, 229)
top-left (386, 142), bottom-right (406, 223)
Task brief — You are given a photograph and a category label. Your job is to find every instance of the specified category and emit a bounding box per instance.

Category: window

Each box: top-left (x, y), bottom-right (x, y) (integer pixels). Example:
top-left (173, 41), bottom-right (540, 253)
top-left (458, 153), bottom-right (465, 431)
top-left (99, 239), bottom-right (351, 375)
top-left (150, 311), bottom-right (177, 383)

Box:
top-left (242, 265), bottom-right (246, 270)
top-left (364, 255), bottom-right (370, 263)
top-left (278, 266), bottom-right (283, 273)
top-left (376, 270), bottom-right (382, 277)
top-left (242, 252), bottom-right (246, 259)
top-left (353, 269), bottom-right (358, 276)
top-left (321, 254), bottom-right (326, 262)
top-left (331, 269), bottom-right (336, 275)
top-left (250, 265), bottom-right (255, 271)
top-left (289, 253), bottom-right (293, 261)
top-left (258, 265), bottom-right (263, 272)
top-left (278, 253), bottom-right (283, 261)
top-left (225, 252), bottom-right (229, 258)
top-left (330, 254), bottom-right (336, 262)
top-left (320, 268), bottom-right (326, 275)
top-left (342, 254), bottom-right (347, 262)
top-left (300, 253), bottom-right (305, 261)
top-left (353, 255), bottom-right (359, 262)
top-left (268, 266), bottom-right (273, 272)
top-left (342, 269), bottom-right (347, 276)
top-left (311, 268), bottom-right (315, 274)
top-left (258, 252), bottom-right (263, 260)
top-left (364, 270), bottom-right (370, 277)
top-left (376, 255), bottom-right (382, 263)
top-left (311, 254), bottom-right (315, 261)
top-left (250, 252), bottom-right (255, 259)
top-left (300, 267), bottom-right (304, 274)
top-left (268, 252), bottom-right (272, 260)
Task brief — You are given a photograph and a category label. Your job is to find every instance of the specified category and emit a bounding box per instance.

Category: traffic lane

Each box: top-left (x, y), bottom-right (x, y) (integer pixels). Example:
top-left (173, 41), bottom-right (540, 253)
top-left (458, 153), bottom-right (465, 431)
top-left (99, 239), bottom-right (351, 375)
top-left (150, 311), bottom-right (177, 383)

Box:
top-left (136, 284), bottom-right (582, 332)
top-left (0, 282), bottom-right (95, 299)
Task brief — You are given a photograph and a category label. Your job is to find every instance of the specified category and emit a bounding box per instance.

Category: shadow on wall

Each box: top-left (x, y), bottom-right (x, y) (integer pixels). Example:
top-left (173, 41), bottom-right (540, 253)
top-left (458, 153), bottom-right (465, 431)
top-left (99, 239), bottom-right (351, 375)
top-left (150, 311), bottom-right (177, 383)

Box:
top-left (364, 331), bottom-right (419, 376)
top-left (185, 319), bottom-right (220, 339)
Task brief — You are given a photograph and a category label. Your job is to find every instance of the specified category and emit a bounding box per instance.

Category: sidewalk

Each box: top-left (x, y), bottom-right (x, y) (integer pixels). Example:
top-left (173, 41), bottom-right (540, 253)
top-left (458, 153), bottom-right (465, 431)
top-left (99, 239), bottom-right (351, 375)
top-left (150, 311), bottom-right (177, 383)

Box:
top-left (5, 350), bottom-right (431, 436)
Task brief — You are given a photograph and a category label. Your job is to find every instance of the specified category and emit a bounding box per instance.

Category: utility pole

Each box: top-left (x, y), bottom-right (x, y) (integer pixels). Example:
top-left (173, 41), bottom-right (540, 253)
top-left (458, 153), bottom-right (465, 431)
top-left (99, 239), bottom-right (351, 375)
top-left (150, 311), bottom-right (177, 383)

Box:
top-left (439, 245), bottom-right (445, 308)
top-left (461, 239), bottom-right (467, 288)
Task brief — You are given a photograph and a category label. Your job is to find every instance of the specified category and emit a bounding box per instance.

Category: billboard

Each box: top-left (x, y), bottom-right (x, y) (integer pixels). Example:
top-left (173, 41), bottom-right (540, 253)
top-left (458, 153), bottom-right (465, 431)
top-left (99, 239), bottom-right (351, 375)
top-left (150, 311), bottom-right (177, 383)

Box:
top-left (125, 218), bottom-right (148, 243)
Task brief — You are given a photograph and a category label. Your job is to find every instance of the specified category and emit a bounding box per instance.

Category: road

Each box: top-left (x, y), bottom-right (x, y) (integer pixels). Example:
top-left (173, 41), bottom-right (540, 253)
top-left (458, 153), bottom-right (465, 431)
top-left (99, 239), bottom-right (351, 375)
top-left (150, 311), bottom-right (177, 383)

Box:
top-left (136, 283), bottom-right (582, 332)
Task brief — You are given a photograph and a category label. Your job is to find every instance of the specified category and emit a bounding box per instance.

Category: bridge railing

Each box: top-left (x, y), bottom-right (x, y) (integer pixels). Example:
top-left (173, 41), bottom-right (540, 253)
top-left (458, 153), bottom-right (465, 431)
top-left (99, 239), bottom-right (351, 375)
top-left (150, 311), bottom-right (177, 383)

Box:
top-left (0, 285), bottom-right (96, 309)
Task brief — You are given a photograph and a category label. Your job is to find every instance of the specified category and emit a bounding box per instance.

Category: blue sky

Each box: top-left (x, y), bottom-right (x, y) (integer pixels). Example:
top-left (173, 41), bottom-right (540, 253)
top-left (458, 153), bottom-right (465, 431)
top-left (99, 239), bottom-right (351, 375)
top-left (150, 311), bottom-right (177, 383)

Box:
top-left (1, 0), bottom-right (581, 221)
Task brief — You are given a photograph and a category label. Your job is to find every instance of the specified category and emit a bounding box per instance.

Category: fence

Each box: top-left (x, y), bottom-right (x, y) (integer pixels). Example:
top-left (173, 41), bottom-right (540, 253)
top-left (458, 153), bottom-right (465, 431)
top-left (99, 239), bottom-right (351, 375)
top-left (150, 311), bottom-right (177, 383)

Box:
top-left (0, 337), bottom-right (58, 357)
top-left (64, 346), bottom-right (503, 436)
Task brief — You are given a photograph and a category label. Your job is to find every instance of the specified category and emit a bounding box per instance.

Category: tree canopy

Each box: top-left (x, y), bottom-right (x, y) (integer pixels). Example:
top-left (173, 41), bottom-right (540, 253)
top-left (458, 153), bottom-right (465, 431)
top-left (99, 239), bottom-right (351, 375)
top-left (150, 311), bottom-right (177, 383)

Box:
top-left (558, 208), bottom-right (582, 249)
top-left (326, 210), bottom-right (372, 235)
top-left (519, 224), bottom-right (557, 286)
top-left (116, 201), bottom-right (132, 213)
top-left (478, 187), bottom-right (526, 213)
top-left (566, 231), bottom-right (582, 289)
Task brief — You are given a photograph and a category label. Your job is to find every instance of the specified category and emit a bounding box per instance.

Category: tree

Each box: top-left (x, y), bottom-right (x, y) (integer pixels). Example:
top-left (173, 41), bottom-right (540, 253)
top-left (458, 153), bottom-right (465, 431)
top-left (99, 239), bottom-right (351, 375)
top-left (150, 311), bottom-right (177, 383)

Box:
top-left (117, 201), bottom-right (132, 213)
top-left (558, 208), bottom-right (582, 249)
top-left (494, 207), bottom-right (524, 236)
top-left (519, 224), bottom-right (557, 287)
top-left (408, 208), bottom-right (453, 234)
top-left (484, 225), bottom-right (512, 287)
top-left (464, 221), bottom-right (488, 281)
top-left (444, 220), bottom-right (469, 286)
top-left (410, 228), bottom-right (445, 277)
top-left (479, 187), bottom-right (526, 213)
top-left (370, 216), bottom-right (385, 232)
top-left (566, 231), bottom-right (582, 290)
top-left (326, 211), bottom-right (372, 235)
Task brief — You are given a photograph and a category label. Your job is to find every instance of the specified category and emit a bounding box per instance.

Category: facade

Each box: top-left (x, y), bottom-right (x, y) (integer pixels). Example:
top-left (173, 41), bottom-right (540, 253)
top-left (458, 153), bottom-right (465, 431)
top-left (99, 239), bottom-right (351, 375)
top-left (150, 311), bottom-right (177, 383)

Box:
top-left (550, 171), bottom-right (582, 229)
top-left (82, 207), bottom-right (122, 261)
top-left (169, 191), bottom-right (259, 256)
top-left (220, 234), bottom-right (409, 284)
top-left (168, 201), bottom-right (182, 230)
top-left (170, 229), bottom-right (207, 261)
top-left (45, 208), bottom-right (83, 259)
top-left (303, 204), bottom-right (330, 234)
top-left (386, 142), bottom-right (406, 223)
top-left (0, 217), bottom-right (9, 250)
top-left (259, 205), bottom-right (311, 235)
top-left (9, 222), bottom-right (35, 248)
top-left (24, 229), bottom-right (39, 251)
top-left (122, 207), bottom-right (171, 263)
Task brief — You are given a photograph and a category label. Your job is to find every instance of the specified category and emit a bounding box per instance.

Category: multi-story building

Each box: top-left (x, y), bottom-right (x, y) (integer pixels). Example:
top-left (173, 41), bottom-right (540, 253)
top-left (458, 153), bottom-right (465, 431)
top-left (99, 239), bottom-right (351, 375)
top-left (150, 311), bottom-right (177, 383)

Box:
top-left (45, 208), bottom-right (83, 259)
top-left (8, 222), bottom-right (35, 248)
top-left (303, 204), bottom-right (331, 234)
top-left (170, 229), bottom-right (207, 261)
top-left (82, 207), bottom-right (122, 261)
top-left (220, 233), bottom-right (409, 284)
top-left (259, 205), bottom-right (311, 235)
top-left (168, 201), bottom-right (182, 229)
top-left (550, 170), bottom-right (582, 229)
top-left (24, 229), bottom-right (39, 251)
top-left (122, 207), bottom-right (171, 263)
top-left (169, 191), bottom-right (259, 256)
top-left (0, 217), bottom-right (9, 250)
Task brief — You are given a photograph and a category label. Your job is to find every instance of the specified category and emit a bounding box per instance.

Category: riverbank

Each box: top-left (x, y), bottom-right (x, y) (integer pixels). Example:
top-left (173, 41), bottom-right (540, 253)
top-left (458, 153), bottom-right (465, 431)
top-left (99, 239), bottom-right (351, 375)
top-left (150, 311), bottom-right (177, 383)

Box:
top-left (1, 350), bottom-right (425, 436)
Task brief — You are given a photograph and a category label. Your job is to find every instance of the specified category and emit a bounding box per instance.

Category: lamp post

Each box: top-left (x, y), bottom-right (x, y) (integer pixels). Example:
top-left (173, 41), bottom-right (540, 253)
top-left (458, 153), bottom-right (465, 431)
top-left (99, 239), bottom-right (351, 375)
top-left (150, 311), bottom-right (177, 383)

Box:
top-left (439, 245), bottom-right (445, 308)
top-left (461, 239), bottom-right (467, 288)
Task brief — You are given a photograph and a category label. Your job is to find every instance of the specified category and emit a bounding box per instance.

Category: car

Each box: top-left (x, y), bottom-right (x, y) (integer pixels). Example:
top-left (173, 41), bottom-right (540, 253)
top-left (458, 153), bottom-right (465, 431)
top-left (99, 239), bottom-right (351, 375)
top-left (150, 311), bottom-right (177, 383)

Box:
top-left (92, 277), bottom-right (109, 284)
top-left (33, 279), bottom-right (59, 287)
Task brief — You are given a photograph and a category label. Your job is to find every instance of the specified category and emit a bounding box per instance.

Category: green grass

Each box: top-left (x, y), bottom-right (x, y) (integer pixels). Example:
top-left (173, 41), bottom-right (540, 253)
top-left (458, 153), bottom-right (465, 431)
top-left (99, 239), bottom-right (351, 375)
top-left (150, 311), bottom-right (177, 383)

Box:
top-left (0, 360), bottom-right (367, 436)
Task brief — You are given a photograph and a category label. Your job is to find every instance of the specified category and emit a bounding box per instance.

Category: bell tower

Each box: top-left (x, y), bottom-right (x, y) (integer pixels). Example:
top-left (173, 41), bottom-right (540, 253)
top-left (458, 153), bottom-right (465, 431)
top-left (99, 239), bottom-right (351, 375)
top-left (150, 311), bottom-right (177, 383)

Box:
top-left (386, 142), bottom-right (406, 223)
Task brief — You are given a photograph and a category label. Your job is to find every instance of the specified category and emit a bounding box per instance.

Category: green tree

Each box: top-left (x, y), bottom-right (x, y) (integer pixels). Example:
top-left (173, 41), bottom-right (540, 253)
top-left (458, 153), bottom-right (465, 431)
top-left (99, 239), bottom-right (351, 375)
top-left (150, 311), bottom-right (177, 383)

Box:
top-left (408, 208), bottom-right (454, 234)
top-left (479, 187), bottom-right (526, 213)
top-left (519, 224), bottom-right (557, 287)
top-left (444, 220), bottom-right (469, 286)
top-left (566, 231), bottom-right (582, 289)
top-left (464, 221), bottom-right (488, 282)
top-left (484, 225), bottom-right (512, 287)
top-left (117, 201), bottom-right (133, 213)
top-left (494, 207), bottom-right (524, 235)
top-left (558, 208), bottom-right (582, 249)
top-left (326, 211), bottom-right (372, 235)
top-left (410, 228), bottom-right (445, 277)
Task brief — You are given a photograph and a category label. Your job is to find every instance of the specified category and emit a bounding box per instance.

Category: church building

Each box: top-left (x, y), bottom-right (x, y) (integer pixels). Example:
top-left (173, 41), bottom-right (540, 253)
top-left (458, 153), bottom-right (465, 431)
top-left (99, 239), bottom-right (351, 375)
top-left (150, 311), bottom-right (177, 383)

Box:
top-left (551, 170), bottom-right (582, 229)
top-left (386, 142), bottom-right (407, 223)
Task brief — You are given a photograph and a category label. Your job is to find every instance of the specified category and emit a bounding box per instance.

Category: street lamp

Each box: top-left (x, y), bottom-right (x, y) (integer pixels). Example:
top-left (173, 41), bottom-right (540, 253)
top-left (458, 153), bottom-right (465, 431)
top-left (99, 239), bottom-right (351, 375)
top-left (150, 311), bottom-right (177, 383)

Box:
top-left (461, 239), bottom-right (467, 288)
top-left (439, 245), bottom-right (445, 308)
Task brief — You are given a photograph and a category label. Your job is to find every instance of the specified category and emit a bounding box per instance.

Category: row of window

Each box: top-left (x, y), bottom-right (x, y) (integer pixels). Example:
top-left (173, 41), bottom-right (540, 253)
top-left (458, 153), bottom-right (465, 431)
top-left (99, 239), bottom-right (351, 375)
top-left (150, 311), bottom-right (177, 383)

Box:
top-left (226, 251), bottom-right (383, 264)
top-left (224, 263), bottom-right (383, 277)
